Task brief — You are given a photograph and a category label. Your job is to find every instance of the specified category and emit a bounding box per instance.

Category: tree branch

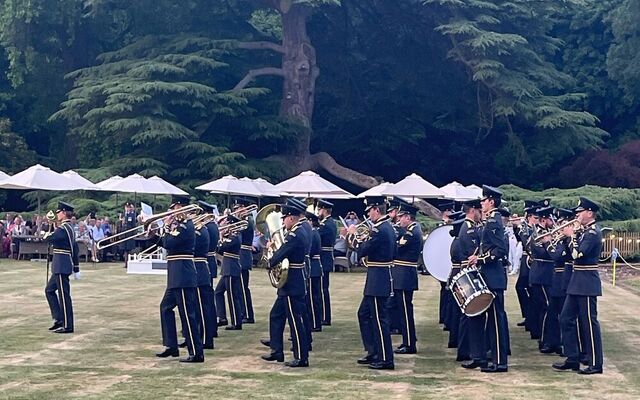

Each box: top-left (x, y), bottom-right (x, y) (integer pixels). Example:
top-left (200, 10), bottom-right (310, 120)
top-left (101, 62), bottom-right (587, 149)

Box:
top-left (309, 152), bottom-right (380, 188)
top-left (237, 41), bottom-right (285, 54)
top-left (233, 67), bottom-right (285, 92)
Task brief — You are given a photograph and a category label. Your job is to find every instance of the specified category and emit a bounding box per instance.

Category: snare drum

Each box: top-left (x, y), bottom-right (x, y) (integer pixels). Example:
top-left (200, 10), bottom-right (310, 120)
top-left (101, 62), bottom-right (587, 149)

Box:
top-left (449, 267), bottom-right (495, 317)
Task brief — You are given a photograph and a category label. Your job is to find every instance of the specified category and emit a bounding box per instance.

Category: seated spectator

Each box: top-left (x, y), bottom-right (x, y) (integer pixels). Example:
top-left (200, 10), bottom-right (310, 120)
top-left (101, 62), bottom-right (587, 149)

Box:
top-left (101, 217), bottom-right (112, 237)
top-left (333, 227), bottom-right (348, 257)
top-left (344, 211), bottom-right (359, 227)
top-left (86, 215), bottom-right (104, 262)
top-left (76, 221), bottom-right (90, 241)
top-left (0, 222), bottom-right (9, 257)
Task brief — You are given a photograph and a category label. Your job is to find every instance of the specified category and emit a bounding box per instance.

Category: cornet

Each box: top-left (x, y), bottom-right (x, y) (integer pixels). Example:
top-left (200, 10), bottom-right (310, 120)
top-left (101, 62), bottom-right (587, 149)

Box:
top-left (534, 219), bottom-right (581, 243)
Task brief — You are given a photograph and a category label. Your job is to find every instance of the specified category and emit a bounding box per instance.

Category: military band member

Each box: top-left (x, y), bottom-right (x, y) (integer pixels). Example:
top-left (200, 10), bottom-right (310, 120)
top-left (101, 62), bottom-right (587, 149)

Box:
top-left (234, 197), bottom-right (256, 324)
top-left (349, 196), bottom-right (395, 370)
top-left (392, 204), bottom-right (422, 354)
top-left (446, 217), bottom-right (465, 350)
top-left (438, 201), bottom-right (457, 324)
top-left (457, 199), bottom-right (482, 362)
top-left (192, 212), bottom-right (215, 350)
top-left (120, 201), bottom-right (137, 268)
top-left (156, 196), bottom-right (204, 362)
top-left (306, 212), bottom-right (324, 332)
top-left (530, 206), bottom-right (556, 351)
top-left (215, 215), bottom-right (244, 330)
top-left (45, 201), bottom-right (80, 334)
top-left (553, 197), bottom-right (603, 374)
top-left (465, 186), bottom-right (509, 373)
top-left (199, 201), bottom-right (220, 339)
top-left (387, 198), bottom-right (403, 336)
top-left (317, 200), bottom-right (336, 326)
top-left (261, 202), bottom-right (310, 367)
top-left (512, 200), bottom-right (540, 331)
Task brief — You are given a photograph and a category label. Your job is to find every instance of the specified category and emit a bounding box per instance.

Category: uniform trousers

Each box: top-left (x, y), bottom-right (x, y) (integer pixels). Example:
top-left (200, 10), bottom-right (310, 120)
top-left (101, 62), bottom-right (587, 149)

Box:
top-left (358, 295), bottom-right (394, 363)
top-left (561, 295), bottom-right (603, 368)
top-left (215, 276), bottom-right (243, 327)
top-left (45, 273), bottom-right (74, 330)
top-left (321, 271), bottom-right (332, 324)
top-left (269, 295), bottom-right (309, 360)
top-left (160, 287), bottom-right (203, 356)
top-left (306, 277), bottom-right (323, 330)
top-left (240, 270), bottom-right (254, 321)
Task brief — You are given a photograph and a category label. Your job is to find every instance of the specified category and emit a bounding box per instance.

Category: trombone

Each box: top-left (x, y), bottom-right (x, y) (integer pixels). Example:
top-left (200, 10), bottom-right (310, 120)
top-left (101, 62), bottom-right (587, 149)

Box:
top-left (217, 204), bottom-right (258, 222)
top-left (96, 204), bottom-right (201, 250)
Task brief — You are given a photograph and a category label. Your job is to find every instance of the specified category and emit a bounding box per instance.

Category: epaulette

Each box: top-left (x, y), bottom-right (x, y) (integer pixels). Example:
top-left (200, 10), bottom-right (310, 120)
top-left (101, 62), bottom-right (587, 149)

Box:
top-left (291, 224), bottom-right (300, 232)
top-left (179, 223), bottom-right (187, 229)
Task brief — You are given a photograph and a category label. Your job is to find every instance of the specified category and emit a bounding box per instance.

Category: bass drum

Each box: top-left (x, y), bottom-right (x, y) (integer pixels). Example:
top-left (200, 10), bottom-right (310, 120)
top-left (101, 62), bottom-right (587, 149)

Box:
top-left (422, 225), bottom-right (454, 282)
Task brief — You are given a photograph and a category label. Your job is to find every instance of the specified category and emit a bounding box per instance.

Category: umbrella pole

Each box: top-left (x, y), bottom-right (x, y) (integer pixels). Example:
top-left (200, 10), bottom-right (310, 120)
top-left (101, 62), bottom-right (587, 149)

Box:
top-left (37, 191), bottom-right (41, 215)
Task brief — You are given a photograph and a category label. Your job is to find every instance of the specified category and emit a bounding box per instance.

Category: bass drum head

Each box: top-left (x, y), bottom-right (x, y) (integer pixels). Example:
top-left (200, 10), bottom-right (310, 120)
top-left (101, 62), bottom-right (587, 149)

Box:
top-left (422, 225), bottom-right (454, 282)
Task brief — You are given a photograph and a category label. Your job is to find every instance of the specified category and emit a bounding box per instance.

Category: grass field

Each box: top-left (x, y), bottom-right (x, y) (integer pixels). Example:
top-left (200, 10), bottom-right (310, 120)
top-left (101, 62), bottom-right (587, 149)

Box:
top-left (1, 260), bottom-right (639, 400)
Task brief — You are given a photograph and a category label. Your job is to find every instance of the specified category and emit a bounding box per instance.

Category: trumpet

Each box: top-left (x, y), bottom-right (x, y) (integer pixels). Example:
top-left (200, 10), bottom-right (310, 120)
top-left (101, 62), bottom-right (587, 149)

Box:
top-left (534, 219), bottom-right (581, 243)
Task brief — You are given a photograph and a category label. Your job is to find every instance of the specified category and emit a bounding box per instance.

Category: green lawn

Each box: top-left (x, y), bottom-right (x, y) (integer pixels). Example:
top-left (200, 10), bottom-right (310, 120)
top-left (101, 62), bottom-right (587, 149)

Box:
top-left (0, 260), bottom-right (638, 399)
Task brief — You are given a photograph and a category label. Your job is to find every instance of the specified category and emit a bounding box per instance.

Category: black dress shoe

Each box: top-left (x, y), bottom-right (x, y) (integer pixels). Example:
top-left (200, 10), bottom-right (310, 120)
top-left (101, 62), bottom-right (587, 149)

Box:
top-left (53, 327), bottom-right (74, 334)
top-left (48, 321), bottom-right (63, 331)
top-left (285, 359), bottom-right (309, 368)
top-left (456, 355), bottom-right (471, 362)
top-left (156, 348), bottom-right (179, 358)
top-left (217, 319), bottom-right (228, 327)
top-left (180, 354), bottom-right (205, 363)
top-left (225, 325), bottom-right (242, 330)
top-left (462, 360), bottom-right (487, 369)
top-left (540, 345), bottom-right (562, 354)
top-left (369, 361), bottom-right (395, 370)
top-left (260, 339), bottom-right (271, 347)
top-left (517, 320), bottom-right (526, 327)
top-left (447, 342), bottom-right (457, 349)
top-left (178, 341), bottom-right (187, 348)
top-left (261, 353), bottom-right (284, 362)
top-left (357, 355), bottom-right (377, 365)
top-left (204, 343), bottom-right (214, 350)
top-left (394, 346), bottom-right (417, 354)
top-left (552, 360), bottom-right (579, 371)
top-left (578, 366), bottom-right (603, 375)
top-left (242, 318), bottom-right (255, 324)
top-left (481, 364), bottom-right (508, 373)
top-left (321, 321), bottom-right (331, 326)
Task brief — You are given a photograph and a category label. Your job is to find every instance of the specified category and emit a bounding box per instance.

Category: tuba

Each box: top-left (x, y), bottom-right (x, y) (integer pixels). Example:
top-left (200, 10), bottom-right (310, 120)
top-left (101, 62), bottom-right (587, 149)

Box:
top-left (256, 204), bottom-right (289, 288)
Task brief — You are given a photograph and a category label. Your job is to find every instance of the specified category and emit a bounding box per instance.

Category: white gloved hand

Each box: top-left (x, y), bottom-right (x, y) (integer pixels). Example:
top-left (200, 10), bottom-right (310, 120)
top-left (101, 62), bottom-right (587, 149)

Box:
top-left (73, 271), bottom-right (81, 280)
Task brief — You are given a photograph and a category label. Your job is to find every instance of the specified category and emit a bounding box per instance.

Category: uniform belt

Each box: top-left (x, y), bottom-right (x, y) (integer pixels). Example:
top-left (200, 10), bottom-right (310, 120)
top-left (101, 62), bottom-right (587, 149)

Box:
top-left (167, 254), bottom-right (194, 261)
top-left (53, 249), bottom-right (71, 255)
top-left (223, 252), bottom-right (240, 259)
top-left (394, 260), bottom-right (418, 267)
top-left (451, 263), bottom-right (462, 267)
top-left (194, 257), bottom-right (208, 263)
top-left (321, 247), bottom-right (334, 251)
top-left (573, 264), bottom-right (599, 271)
top-left (532, 258), bottom-right (553, 263)
top-left (312, 255), bottom-right (321, 260)
top-left (365, 261), bottom-right (393, 267)
top-left (241, 245), bottom-right (253, 251)
top-left (554, 268), bottom-right (564, 273)
top-left (289, 263), bottom-right (305, 269)
top-left (207, 252), bottom-right (217, 257)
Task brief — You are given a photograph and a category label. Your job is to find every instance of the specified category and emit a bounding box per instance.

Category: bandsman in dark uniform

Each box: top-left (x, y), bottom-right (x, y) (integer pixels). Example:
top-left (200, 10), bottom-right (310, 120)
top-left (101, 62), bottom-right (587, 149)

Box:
top-left (553, 197), bottom-right (604, 374)
top-left (317, 200), bottom-right (336, 326)
top-left (456, 199), bottom-right (482, 362)
top-left (392, 204), bottom-right (422, 354)
top-left (191, 208), bottom-right (215, 350)
top-left (261, 202), bottom-right (310, 367)
top-left (512, 200), bottom-right (540, 331)
top-left (464, 186), bottom-right (509, 373)
top-left (215, 215), bottom-right (244, 330)
top-left (234, 197), bottom-right (256, 324)
top-left (530, 206), bottom-right (556, 351)
top-left (156, 195), bottom-right (204, 362)
top-left (45, 201), bottom-right (80, 334)
top-left (349, 196), bottom-right (396, 370)
top-left (446, 217), bottom-right (465, 350)
top-left (386, 198), bottom-right (403, 336)
top-left (120, 201), bottom-right (138, 268)
top-left (305, 211), bottom-right (324, 332)
top-left (199, 201), bottom-right (219, 338)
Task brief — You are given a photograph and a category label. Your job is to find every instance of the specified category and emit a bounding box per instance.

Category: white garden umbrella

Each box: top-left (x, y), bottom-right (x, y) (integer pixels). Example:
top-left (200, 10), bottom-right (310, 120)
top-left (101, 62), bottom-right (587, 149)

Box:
top-left (440, 181), bottom-right (480, 201)
top-left (196, 175), bottom-right (263, 197)
top-left (62, 170), bottom-right (99, 190)
top-left (275, 170), bottom-right (354, 199)
top-left (466, 184), bottom-right (483, 198)
top-left (107, 173), bottom-right (176, 195)
top-left (95, 175), bottom-right (123, 190)
top-left (357, 182), bottom-right (394, 198)
top-left (148, 176), bottom-right (189, 195)
top-left (0, 170), bottom-right (10, 181)
top-left (241, 177), bottom-right (281, 197)
top-left (381, 173), bottom-right (445, 200)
